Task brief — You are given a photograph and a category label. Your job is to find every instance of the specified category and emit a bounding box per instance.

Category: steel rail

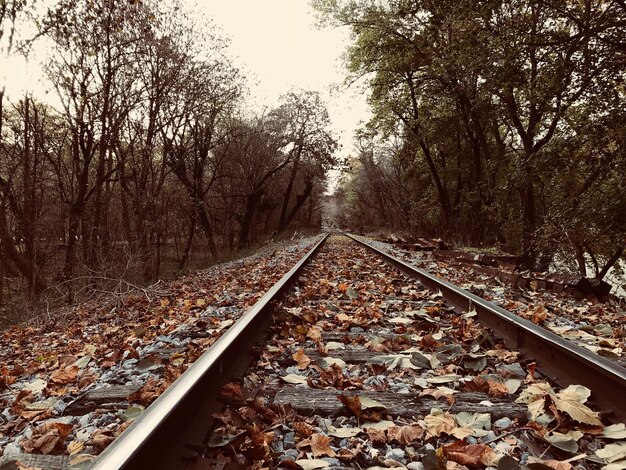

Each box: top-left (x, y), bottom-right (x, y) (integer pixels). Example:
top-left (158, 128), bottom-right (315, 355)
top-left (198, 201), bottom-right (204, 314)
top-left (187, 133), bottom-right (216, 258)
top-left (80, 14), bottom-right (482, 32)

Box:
top-left (91, 233), bottom-right (329, 469)
top-left (346, 233), bottom-right (626, 420)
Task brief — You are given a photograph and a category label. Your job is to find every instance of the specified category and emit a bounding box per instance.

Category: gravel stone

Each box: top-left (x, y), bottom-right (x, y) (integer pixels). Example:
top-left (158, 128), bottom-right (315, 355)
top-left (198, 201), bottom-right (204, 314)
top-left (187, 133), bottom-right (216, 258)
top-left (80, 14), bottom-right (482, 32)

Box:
top-left (385, 448), bottom-right (406, 464)
top-left (3, 442), bottom-right (21, 456)
top-left (407, 463), bottom-right (425, 470)
top-left (284, 432), bottom-right (295, 449)
top-left (416, 443), bottom-right (435, 455)
top-left (494, 417), bottom-right (512, 428)
top-left (280, 449), bottom-right (299, 461)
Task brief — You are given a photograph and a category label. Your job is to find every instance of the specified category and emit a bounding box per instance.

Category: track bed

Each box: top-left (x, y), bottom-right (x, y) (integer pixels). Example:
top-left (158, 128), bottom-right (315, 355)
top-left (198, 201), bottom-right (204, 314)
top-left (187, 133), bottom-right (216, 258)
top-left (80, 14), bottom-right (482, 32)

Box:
top-left (197, 235), bottom-right (621, 469)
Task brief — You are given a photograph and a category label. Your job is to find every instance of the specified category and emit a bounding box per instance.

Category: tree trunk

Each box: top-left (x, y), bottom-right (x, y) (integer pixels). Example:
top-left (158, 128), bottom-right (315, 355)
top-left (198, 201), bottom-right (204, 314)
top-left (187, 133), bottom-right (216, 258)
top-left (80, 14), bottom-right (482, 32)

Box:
top-left (418, 139), bottom-right (451, 226)
top-left (0, 207), bottom-right (46, 295)
top-left (195, 201), bottom-right (217, 257)
top-left (283, 177), bottom-right (314, 228)
top-left (63, 204), bottom-right (82, 303)
top-left (179, 213), bottom-right (197, 270)
top-left (278, 151), bottom-right (301, 231)
top-left (238, 192), bottom-right (260, 249)
top-left (519, 174), bottom-right (538, 269)
top-left (574, 242), bottom-right (587, 277)
top-left (598, 246), bottom-right (624, 280)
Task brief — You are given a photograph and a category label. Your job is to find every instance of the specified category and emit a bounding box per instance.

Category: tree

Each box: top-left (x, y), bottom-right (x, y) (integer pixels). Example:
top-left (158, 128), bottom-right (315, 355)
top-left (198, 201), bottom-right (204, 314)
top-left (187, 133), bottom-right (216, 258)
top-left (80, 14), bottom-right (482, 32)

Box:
top-left (271, 90), bottom-right (338, 231)
top-left (317, 0), bottom-right (626, 273)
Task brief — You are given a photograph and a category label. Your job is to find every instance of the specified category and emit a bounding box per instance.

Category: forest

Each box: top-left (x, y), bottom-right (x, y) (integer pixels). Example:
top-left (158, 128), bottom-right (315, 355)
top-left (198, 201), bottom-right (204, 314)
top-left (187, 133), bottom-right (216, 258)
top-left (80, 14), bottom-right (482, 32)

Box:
top-left (1, 0), bottom-right (625, 316)
top-left (0, 0), bottom-right (338, 310)
top-left (316, 0), bottom-right (626, 278)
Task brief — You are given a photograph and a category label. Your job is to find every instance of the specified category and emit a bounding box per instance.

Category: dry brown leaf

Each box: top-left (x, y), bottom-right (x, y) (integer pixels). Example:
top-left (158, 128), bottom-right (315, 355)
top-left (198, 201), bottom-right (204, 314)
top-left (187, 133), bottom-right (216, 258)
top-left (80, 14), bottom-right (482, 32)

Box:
top-left (487, 380), bottom-right (509, 397)
top-left (50, 365), bottom-right (79, 384)
top-left (307, 326), bottom-right (323, 342)
top-left (242, 424), bottom-right (275, 461)
top-left (387, 425), bottom-right (424, 445)
top-left (293, 348), bottom-right (311, 370)
top-left (420, 387), bottom-right (456, 404)
top-left (336, 313), bottom-right (351, 322)
top-left (90, 429), bottom-right (114, 451)
top-left (16, 463), bottom-right (43, 470)
top-left (526, 362), bottom-right (538, 382)
top-left (366, 428), bottom-right (387, 444)
top-left (463, 377), bottom-right (490, 394)
top-left (337, 394), bottom-right (361, 419)
top-left (33, 432), bottom-right (60, 454)
top-left (309, 433), bottom-right (336, 458)
top-left (293, 421), bottom-right (315, 438)
top-left (528, 458), bottom-right (572, 470)
top-left (421, 409), bottom-right (457, 437)
top-left (529, 306), bottom-right (548, 324)
top-left (337, 447), bottom-right (358, 462)
top-left (479, 446), bottom-right (500, 466)
top-left (443, 441), bottom-right (488, 468)
top-left (220, 382), bottom-right (244, 402)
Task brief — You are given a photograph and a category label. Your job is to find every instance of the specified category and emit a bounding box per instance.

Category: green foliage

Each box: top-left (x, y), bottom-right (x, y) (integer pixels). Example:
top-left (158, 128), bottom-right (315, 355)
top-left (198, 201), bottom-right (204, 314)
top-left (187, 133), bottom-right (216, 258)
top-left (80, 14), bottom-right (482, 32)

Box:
top-left (318, 0), bottom-right (626, 275)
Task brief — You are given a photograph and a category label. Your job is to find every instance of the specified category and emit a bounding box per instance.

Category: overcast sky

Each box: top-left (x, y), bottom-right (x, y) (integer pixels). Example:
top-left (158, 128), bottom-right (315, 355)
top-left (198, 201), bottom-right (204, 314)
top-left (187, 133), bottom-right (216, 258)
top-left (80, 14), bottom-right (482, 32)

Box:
top-left (1, 0), bottom-right (369, 179)
top-left (198, 0), bottom-right (370, 164)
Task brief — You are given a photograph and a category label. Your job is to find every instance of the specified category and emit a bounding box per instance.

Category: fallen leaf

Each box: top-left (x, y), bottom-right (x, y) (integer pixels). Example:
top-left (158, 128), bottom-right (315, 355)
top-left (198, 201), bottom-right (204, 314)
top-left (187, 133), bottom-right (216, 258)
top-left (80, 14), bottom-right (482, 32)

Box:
top-left (462, 354), bottom-right (487, 371)
top-left (22, 378), bottom-right (47, 394)
top-left (388, 424), bottom-right (424, 445)
top-left (603, 424), bottom-right (626, 440)
top-left (67, 440), bottom-right (84, 455)
top-left (297, 433), bottom-right (336, 457)
top-left (455, 412), bottom-right (491, 437)
top-left (360, 396), bottom-right (386, 410)
top-left (346, 288), bottom-right (359, 299)
top-left (366, 427), bottom-right (387, 444)
top-left (293, 421), bottom-right (316, 438)
top-left (362, 420), bottom-right (396, 431)
top-left (420, 408), bottom-right (457, 437)
top-left (596, 442), bottom-right (626, 463)
top-left (282, 374), bottom-right (309, 385)
top-left (553, 385), bottom-right (602, 426)
top-left (338, 394), bottom-right (362, 419)
top-left (368, 354), bottom-right (419, 370)
top-left (318, 357), bottom-right (346, 369)
top-left (410, 351), bottom-right (433, 369)
top-left (69, 454), bottom-right (96, 466)
top-left (543, 431), bottom-right (583, 453)
top-left (326, 424), bottom-right (361, 438)
top-left (50, 365), bottom-right (79, 384)
top-left (443, 440), bottom-right (489, 467)
top-left (295, 459), bottom-right (330, 469)
top-left (420, 386), bottom-right (456, 404)
top-left (293, 348), bottom-right (311, 370)
top-left (220, 382), bottom-right (243, 402)
top-left (527, 457), bottom-right (572, 470)
top-left (91, 429), bottom-right (114, 451)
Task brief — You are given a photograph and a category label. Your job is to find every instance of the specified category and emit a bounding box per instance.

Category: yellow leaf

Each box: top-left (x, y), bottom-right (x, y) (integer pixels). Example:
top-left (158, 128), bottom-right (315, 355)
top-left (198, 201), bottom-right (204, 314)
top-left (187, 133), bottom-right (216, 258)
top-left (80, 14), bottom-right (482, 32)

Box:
top-left (553, 385), bottom-right (602, 426)
top-left (67, 440), bottom-right (84, 455)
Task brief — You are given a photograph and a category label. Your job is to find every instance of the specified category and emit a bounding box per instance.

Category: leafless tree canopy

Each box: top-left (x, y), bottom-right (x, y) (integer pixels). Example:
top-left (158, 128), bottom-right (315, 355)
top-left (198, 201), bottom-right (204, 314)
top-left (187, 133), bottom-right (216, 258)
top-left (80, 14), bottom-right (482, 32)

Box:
top-left (0, 0), bottom-right (338, 311)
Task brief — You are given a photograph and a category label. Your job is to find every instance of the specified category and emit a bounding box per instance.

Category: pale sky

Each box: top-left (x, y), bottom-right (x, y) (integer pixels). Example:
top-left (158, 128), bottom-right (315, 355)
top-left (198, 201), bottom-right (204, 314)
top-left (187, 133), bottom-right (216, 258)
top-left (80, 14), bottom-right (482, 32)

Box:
top-left (198, 0), bottom-right (370, 167)
top-left (1, 0), bottom-right (369, 183)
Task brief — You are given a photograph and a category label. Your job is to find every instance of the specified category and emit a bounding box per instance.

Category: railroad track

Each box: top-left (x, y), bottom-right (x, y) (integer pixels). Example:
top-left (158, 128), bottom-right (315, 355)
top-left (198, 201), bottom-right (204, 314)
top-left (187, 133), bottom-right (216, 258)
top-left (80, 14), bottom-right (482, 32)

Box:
top-left (91, 233), bottom-right (626, 469)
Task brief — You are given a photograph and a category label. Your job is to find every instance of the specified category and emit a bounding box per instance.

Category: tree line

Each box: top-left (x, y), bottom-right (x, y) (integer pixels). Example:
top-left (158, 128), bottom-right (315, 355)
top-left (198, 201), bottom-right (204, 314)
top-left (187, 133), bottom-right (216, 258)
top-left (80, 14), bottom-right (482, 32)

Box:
top-left (317, 0), bottom-right (626, 278)
top-left (0, 0), bottom-right (337, 307)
